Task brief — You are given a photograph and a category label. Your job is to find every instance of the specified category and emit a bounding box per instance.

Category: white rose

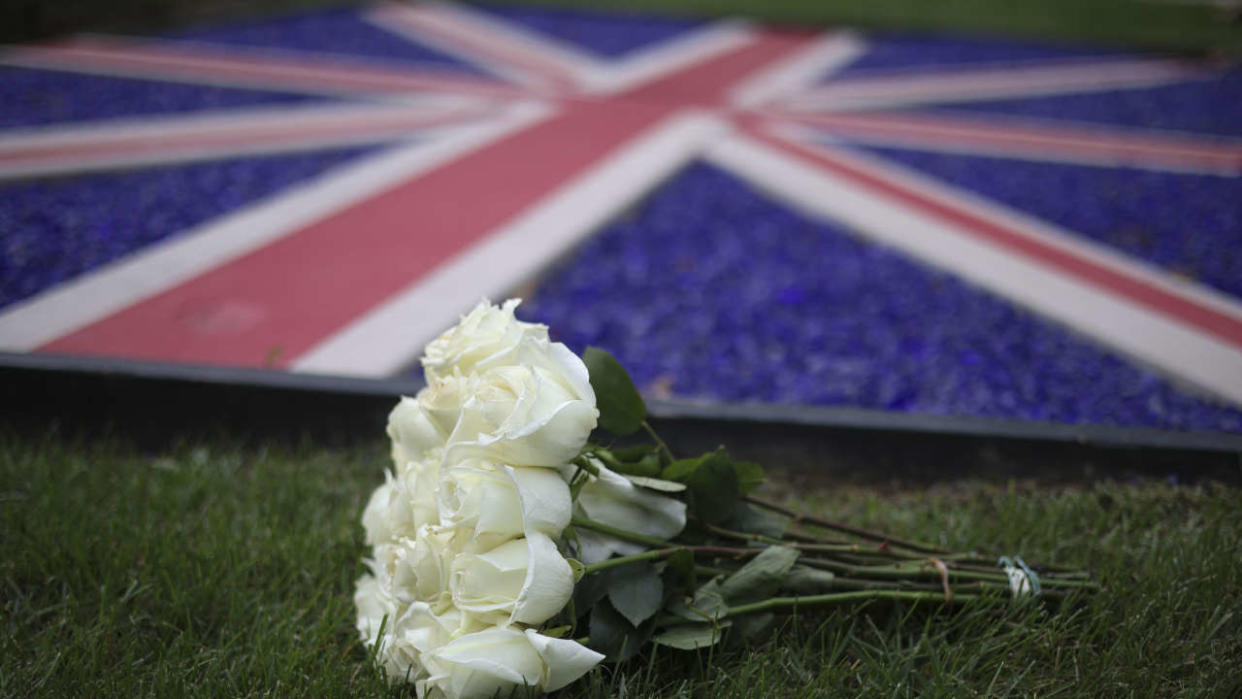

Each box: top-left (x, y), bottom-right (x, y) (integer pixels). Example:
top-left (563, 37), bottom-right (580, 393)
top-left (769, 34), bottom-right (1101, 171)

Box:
top-left (572, 463), bottom-right (687, 563)
top-left (449, 531), bottom-right (573, 626)
top-left (438, 460), bottom-right (572, 548)
top-left (446, 350), bottom-right (597, 467)
top-left (425, 628), bottom-right (604, 699)
top-left (422, 298), bottom-right (548, 382)
top-left (361, 472), bottom-right (414, 546)
top-left (361, 452), bottom-right (442, 546)
top-left (353, 572), bottom-right (397, 648)
top-left (379, 602), bottom-right (484, 687)
top-left (370, 526), bottom-right (455, 608)
top-left (387, 394), bottom-right (449, 471)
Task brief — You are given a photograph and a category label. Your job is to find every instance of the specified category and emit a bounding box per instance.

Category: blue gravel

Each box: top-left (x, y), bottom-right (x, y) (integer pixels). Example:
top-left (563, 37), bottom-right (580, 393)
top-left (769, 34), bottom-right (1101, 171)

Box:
top-left (173, 6), bottom-right (489, 75)
top-left (0, 66), bottom-right (328, 130)
top-left (521, 162), bottom-right (1242, 433)
top-left (477, 4), bottom-right (703, 57)
top-left (0, 146), bottom-right (381, 310)
top-left (856, 144), bottom-right (1242, 300)
top-left (829, 32), bottom-right (1122, 80)
top-left (933, 67), bottom-right (1242, 138)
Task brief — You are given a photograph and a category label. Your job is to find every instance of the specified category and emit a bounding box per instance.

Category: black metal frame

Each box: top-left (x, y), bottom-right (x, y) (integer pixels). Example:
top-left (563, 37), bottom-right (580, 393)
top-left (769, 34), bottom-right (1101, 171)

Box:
top-left (4, 352), bottom-right (1239, 483)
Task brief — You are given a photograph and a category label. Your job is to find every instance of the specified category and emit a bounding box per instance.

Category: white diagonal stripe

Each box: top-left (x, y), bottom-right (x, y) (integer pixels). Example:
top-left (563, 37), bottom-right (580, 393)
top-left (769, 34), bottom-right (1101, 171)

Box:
top-left (0, 97), bottom-right (495, 179)
top-left (706, 130), bottom-right (1242, 406)
top-left (0, 103), bottom-right (551, 350)
top-left (769, 110), bottom-right (1242, 175)
top-left (580, 20), bottom-right (756, 95)
top-left (1, 36), bottom-right (520, 98)
top-left (729, 30), bottom-right (866, 108)
top-left (780, 58), bottom-right (1211, 112)
top-left (292, 111), bottom-right (729, 376)
top-left (365, 1), bottom-right (596, 90)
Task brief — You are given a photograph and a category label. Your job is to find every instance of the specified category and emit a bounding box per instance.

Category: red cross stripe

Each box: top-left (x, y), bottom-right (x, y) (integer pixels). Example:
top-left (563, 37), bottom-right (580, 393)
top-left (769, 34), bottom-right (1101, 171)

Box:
top-left (33, 29), bottom-right (814, 368)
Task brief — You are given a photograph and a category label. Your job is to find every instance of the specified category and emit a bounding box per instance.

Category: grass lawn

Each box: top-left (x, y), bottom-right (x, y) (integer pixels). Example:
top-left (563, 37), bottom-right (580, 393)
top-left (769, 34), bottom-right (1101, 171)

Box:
top-left (5, 0), bottom-right (1240, 54)
top-left (3, 428), bottom-right (1240, 697)
top-left (488, 0), bottom-right (1242, 55)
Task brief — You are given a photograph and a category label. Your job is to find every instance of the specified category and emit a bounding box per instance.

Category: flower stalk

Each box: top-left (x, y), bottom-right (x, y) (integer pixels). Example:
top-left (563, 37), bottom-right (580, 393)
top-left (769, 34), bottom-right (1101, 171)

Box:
top-left (745, 494), bottom-right (948, 554)
top-left (580, 544), bottom-right (762, 575)
top-left (725, 590), bottom-right (986, 617)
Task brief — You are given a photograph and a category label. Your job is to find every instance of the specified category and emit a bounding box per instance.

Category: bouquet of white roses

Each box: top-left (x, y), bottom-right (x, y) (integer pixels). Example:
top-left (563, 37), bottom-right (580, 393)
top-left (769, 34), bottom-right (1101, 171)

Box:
top-left (355, 300), bottom-right (1095, 699)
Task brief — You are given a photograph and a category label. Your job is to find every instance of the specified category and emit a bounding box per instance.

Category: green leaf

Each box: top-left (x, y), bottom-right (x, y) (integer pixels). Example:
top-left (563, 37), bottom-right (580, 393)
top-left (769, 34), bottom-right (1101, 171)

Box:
top-left (718, 546), bottom-right (800, 604)
top-left (783, 565), bottom-right (837, 594)
top-left (595, 447), bottom-right (661, 477)
top-left (652, 623), bottom-right (729, 651)
top-left (610, 445), bottom-right (657, 461)
top-left (660, 456), bottom-right (703, 482)
top-left (733, 460), bottom-right (766, 495)
top-left (572, 568), bottom-right (611, 618)
top-left (669, 578), bottom-right (727, 622)
top-left (588, 600), bottom-right (652, 662)
top-left (683, 451), bottom-right (739, 525)
top-left (583, 347), bottom-right (647, 435)
top-left (610, 453), bottom-right (662, 478)
top-left (665, 549), bottom-right (696, 590)
top-left (607, 562), bottom-right (664, 627)
top-left (724, 502), bottom-right (789, 539)
top-left (658, 448), bottom-right (742, 525)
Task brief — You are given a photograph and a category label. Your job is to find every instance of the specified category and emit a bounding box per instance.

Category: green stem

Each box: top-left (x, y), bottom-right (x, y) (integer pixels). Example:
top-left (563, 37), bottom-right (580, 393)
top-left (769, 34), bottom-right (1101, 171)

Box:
top-left (789, 542), bottom-right (930, 558)
top-left (815, 577), bottom-right (1077, 599)
top-left (801, 558), bottom-right (1099, 590)
top-left (579, 543), bottom-right (765, 575)
top-left (571, 453), bottom-right (601, 476)
top-left (641, 420), bottom-right (675, 464)
top-left (571, 515), bottom-right (668, 548)
top-left (725, 590), bottom-right (983, 617)
top-left (745, 495), bottom-right (947, 554)
top-left (701, 521), bottom-right (782, 546)
top-left (785, 528), bottom-right (855, 546)
top-left (582, 548), bottom-right (679, 575)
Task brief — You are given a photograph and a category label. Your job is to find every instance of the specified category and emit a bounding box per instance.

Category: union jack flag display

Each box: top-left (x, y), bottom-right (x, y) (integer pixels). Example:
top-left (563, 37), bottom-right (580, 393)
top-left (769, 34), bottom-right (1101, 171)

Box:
top-left (1, 2), bottom-right (1240, 432)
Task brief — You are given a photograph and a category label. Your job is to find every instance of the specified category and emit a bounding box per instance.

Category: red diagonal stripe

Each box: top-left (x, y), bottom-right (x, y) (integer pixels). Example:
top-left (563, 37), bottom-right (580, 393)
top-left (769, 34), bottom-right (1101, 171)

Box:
top-left (6, 37), bottom-right (526, 98)
top-left (747, 125), bottom-right (1242, 350)
top-left (774, 110), bottom-right (1242, 173)
top-left (40, 32), bottom-right (814, 368)
top-left (0, 104), bottom-right (491, 175)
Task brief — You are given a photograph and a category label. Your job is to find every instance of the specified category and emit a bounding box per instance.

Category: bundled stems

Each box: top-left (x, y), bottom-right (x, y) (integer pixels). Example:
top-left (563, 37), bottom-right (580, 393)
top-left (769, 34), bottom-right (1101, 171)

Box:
top-left (745, 494), bottom-right (948, 555)
top-left (581, 545), bottom-right (762, 575)
top-left (725, 590), bottom-right (985, 617)
top-left (800, 557), bottom-right (1099, 590)
top-left (573, 516), bottom-right (1097, 595)
top-left (572, 515), bottom-right (668, 548)
top-left (570, 417), bottom-right (1094, 649)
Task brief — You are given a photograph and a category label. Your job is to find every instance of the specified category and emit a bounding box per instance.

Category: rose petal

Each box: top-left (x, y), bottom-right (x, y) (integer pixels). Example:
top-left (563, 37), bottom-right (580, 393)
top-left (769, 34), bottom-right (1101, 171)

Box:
top-left (579, 464), bottom-right (687, 541)
top-left (505, 465), bottom-right (572, 537)
top-left (433, 627), bottom-right (544, 699)
top-left (523, 629), bottom-right (605, 691)
top-left (387, 395), bottom-right (447, 470)
top-left (510, 531), bottom-right (574, 625)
